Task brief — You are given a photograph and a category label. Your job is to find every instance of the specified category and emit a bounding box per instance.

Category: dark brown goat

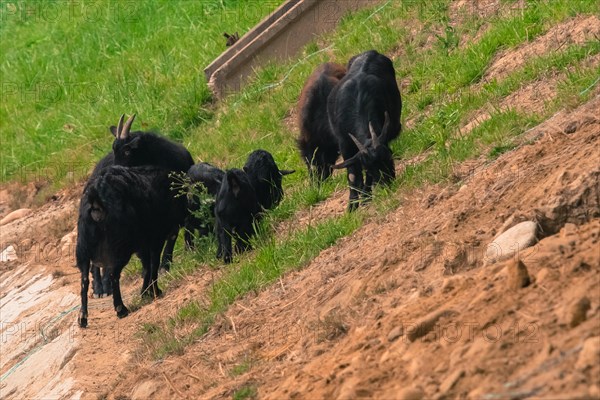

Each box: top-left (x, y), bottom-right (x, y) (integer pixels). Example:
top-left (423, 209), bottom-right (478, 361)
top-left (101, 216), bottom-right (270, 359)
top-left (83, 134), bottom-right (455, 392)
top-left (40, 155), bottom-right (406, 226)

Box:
top-left (297, 62), bottom-right (346, 181)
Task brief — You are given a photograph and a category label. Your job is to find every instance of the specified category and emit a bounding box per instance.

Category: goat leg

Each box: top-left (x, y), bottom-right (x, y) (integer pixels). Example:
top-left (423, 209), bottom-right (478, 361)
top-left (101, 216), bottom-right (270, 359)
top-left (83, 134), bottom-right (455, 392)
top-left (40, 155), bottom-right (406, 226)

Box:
top-left (160, 228), bottom-right (178, 272)
top-left (150, 247), bottom-right (163, 298)
top-left (78, 262), bottom-right (90, 328)
top-left (111, 268), bottom-right (129, 318)
top-left (347, 164), bottom-right (363, 212)
top-left (91, 264), bottom-right (104, 298)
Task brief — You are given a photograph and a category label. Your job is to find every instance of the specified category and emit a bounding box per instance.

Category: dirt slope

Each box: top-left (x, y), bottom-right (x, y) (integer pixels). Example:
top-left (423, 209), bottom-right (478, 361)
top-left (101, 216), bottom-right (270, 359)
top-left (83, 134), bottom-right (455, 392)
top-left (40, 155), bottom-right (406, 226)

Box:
top-left (102, 95), bottom-right (599, 400)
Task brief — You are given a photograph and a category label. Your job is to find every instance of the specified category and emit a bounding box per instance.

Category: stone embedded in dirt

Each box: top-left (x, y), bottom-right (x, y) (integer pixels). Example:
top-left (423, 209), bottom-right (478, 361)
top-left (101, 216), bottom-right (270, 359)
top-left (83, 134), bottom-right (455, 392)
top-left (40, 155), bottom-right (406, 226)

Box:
top-left (131, 380), bottom-right (160, 400)
top-left (507, 258), bottom-right (531, 290)
top-left (589, 385), bottom-right (600, 398)
top-left (564, 121), bottom-right (578, 134)
top-left (569, 297), bottom-right (591, 328)
top-left (388, 326), bottom-right (403, 342)
top-left (485, 221), bottom-right (538, 264)
top-left (407, 309), bottom-right (458, 342)
top-left (398, 387), bottom-right (425, 400)
top-left (536, 268), bottom-right (551, 283)
top-left (575, 336), bottom-right (600, 370)
top-left (0, 245), bottom-right (18, 262)
top-left (439, 369), bottom-right (465, 393)
top-left (560, 223), bottom-right (578, 238)
top-left (0, 208), bottom-right (32, 226)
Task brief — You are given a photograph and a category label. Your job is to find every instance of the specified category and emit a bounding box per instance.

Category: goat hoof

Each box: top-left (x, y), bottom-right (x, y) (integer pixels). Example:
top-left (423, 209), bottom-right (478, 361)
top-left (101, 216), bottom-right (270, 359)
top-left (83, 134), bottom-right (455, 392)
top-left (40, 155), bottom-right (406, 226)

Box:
top-left (78, 315), bottom-right (88, 328)
top-left (115, 305), bottom-right (129, 318)
top-left (154, 288), bottom-right (163, 298)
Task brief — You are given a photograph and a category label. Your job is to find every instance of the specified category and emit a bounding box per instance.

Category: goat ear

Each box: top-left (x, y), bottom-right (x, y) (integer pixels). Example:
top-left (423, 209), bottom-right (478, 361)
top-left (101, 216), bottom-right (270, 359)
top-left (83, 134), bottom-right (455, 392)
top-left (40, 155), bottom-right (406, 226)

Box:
top-left (223, 32), bottom-right (231, 39)
top-left (109, 126), bottom-right (118, 137)
top-left (279, 169), bottom-right (295, 176)
top-left (332, 154), bottom-right (360, 170)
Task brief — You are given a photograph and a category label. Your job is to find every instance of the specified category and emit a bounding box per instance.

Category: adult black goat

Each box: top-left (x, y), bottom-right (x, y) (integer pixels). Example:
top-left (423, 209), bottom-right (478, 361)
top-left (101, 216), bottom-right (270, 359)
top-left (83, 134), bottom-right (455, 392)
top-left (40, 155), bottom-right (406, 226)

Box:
top-left (111, 114), bottom-right (194, 271)
top-left (76, 165), bottom-right (187, 327)
top-left (297, 62), bottom-right (346, 180)
top-left (327, 50), bottom-right (402, 211)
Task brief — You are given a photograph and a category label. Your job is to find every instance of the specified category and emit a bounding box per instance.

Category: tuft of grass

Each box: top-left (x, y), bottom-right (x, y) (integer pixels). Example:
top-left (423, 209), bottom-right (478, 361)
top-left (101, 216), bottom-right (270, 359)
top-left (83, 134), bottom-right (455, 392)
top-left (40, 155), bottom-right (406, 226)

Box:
top-left (232, 385), bottom-right (257, 400)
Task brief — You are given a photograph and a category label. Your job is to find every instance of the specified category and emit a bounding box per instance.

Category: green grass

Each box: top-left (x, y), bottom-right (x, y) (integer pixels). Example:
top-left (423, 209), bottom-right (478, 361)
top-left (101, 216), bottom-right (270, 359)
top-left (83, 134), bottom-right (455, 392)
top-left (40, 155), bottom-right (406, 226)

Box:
top-left (1, 0), bottom-right (284, 182)
top-left (232, 385), bottom-right (257, 400)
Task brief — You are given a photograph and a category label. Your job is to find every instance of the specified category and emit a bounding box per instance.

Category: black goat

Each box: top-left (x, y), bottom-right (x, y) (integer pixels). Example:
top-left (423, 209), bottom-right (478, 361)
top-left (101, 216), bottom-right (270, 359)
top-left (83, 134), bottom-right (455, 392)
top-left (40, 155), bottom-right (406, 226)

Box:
top-left (327, 50), bottom-right (402, 211)
top-left (76, 165), bottom-right (187, 327)
top-left (214, 168), bottom-right (261, 264)
top-left (111, 114), bottom-right (195, 271)
top-left (243, 149), bottom-right (294, 211)
top-left (184, 162), bottom-right (225, 249)
top-left (81, 152), bottom-right (116, 298)
top-left (297, 62), bottom-right (346, 180)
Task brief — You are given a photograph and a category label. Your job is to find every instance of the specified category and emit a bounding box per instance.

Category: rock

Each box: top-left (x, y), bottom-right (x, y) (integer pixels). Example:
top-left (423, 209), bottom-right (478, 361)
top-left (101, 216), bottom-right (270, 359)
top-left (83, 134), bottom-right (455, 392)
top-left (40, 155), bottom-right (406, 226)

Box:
top-left (564, 121), bottom-right (578, 134)
top-left (507, 258), bottom-right (531, 290)
top-left (536, 268), bottom-right (550, 283)
top-left (0, 245), bottom-right (18, 262)
top-left (485, 221), bottom-right (537, 264)
top-left (560, 223), bottom-right (578, 238)
top-left (407, 309), bottom-right (458, 342)
top-left (131, 380), bottom-right (160, 400)
top-left (388, 326), bottom-right (403, 342)
top-left (0, 208), bottom-right (32, 225)
top-left (570, 297), bottom-right (591, 328)
top-left (439, 369), bottom-right (465, 393)
top-left (398, 387), bottom-right (424, 400)
top-left (589, 384), bottom-right (600, 398)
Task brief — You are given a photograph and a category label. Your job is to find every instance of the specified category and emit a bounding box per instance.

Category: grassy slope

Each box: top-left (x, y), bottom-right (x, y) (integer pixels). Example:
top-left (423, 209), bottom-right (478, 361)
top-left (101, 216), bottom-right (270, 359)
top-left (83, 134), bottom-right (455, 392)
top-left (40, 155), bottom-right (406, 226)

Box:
top-left (0, 0), bottom-right (283, 181)
top-left (135, 0), bottom-right (599, 358)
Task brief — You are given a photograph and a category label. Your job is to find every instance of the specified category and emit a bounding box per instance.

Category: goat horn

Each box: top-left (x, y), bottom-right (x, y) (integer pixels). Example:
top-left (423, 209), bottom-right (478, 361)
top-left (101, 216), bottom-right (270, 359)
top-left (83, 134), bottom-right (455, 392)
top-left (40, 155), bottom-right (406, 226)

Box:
top-left (381, 111), bottom-right (390, 143)
top-left (368, 122), bottom-right (380, 148)
top-left (349, 133), bottom-right (368, 154)
top-left (332, 153), bottom-right (360, 169)
top-left (121, 113), bottom-right (136, 140)
top-left (279, 169), bottom-right (295, 176)
top-left (116, 114), bottom-right (125, 139)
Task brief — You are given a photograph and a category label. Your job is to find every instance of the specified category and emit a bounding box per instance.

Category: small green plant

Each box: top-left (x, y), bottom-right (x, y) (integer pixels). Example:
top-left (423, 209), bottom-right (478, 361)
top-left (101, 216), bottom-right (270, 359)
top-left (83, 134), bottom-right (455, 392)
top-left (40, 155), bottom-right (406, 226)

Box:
top-left (435, 25), bottom-right (459, 55)
top-left (232, 385), bottom-right (257, 400)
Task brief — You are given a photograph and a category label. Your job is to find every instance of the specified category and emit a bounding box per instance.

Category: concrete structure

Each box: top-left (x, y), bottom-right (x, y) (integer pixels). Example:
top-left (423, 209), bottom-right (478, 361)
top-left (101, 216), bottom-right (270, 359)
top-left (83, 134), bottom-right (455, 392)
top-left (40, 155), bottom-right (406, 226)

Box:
top-left (204, 0), bottom-right (380, 99)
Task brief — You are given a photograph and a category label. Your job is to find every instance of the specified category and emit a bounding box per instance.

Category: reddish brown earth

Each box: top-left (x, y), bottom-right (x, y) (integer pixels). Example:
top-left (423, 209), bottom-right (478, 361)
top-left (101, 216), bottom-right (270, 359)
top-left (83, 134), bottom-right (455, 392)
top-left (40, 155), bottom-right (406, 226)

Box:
top-left (1, 4), bottom-right (599, 399)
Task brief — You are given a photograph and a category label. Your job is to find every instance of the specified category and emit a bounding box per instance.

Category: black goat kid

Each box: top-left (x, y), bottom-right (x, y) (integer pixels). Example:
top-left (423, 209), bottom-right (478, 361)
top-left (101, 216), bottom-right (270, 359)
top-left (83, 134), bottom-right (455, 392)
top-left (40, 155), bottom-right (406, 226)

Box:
top-left (243, 149), bottom-right (294, 211)
top-left (214, 169), bottom-right (261, 264)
